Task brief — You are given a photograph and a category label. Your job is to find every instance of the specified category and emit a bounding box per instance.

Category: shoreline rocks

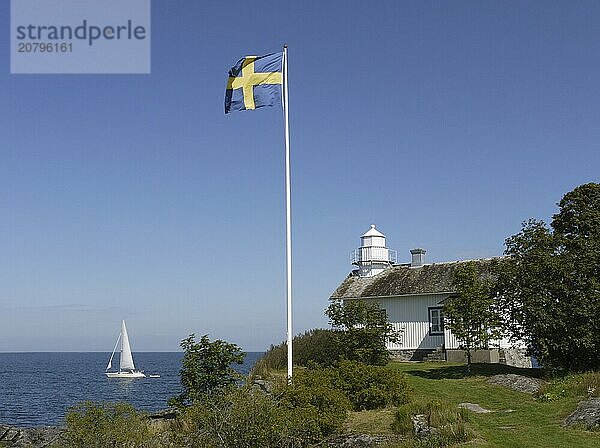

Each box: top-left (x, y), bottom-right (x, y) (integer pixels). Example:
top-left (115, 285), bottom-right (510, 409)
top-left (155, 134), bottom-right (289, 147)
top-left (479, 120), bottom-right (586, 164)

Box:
top-left (0, 424), bottom-right (62, 448)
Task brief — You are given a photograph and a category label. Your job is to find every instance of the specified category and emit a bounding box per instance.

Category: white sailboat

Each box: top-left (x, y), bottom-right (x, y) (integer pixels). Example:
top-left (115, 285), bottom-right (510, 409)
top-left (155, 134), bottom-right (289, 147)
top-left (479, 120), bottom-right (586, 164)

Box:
top-left (105, 320), bottom-right (146, 378)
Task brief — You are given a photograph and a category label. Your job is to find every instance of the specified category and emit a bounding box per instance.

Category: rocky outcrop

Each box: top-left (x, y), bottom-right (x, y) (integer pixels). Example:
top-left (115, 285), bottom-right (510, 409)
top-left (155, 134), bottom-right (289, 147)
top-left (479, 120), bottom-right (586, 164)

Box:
top-left (563, 398), bottom-right (600, 430)
top-left (0, 424), bottom-right (62, 448)
top-left (486, 374), bottom-right (545, 394)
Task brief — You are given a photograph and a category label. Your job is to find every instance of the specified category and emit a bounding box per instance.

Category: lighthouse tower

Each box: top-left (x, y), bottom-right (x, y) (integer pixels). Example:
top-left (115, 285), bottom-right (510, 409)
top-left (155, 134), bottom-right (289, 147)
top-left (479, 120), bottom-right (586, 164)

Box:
top-left (350, 224), bottom-right (397, 277)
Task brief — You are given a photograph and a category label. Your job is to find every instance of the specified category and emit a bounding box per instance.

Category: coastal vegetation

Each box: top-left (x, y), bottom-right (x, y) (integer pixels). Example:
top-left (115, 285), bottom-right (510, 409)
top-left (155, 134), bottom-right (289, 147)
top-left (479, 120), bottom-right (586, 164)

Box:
top-left (159, 315), bottom-right (412, 447)
top-left (170, 385), bottom-right (331, 447)
top-left (53, 402), bottom-right (158, 448)
top-left (49, 361), bottom-right (600, 447)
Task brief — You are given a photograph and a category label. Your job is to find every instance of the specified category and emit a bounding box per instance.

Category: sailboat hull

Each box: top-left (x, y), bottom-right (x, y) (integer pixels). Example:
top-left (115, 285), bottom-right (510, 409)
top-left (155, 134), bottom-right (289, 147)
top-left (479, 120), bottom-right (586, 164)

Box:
top-left (106, 371), bottom-right (146, 379)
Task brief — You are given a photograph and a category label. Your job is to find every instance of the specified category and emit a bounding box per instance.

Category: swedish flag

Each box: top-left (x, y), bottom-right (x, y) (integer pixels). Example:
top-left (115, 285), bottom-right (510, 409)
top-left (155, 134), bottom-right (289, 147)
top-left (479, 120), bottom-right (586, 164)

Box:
top-left (225, 52), bottom-right (283, 114)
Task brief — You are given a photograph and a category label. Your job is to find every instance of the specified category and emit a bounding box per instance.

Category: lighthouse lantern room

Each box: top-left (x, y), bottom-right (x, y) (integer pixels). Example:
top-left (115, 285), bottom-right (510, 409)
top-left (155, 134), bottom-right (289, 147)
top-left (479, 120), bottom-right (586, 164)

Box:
top-left (350, 224), bottom-right (397, 277)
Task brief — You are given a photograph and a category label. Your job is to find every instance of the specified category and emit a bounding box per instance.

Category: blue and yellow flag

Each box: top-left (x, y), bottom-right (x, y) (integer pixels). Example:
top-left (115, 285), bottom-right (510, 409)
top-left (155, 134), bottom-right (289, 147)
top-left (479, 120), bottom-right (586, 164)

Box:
top-left (225, 52), bottom-right (283, 114)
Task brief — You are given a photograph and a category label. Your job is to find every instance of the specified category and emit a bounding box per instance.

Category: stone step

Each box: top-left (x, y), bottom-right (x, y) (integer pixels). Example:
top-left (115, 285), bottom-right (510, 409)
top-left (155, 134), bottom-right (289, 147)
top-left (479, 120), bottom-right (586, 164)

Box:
top-left (424, 347), bottom-right (446, 362)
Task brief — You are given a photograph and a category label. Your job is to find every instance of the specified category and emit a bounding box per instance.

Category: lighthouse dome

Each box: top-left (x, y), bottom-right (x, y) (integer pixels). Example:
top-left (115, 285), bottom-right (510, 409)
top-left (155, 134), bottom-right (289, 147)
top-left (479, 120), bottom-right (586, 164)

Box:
top-left (361, 224), bottom-right (385, 238)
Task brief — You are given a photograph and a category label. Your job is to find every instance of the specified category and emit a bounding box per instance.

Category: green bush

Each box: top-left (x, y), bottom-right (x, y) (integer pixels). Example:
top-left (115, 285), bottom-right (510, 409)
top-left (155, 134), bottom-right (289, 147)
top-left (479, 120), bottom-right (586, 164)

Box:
top-left (173, 385), bottom-right (324, 448)
top-left (53, 401), bottom-right (158, 448)
top-left (252, 329), bottom-right (340, 375)
top-left (334, 360), bottom-right (412, 410)
top-left (355, 385), bottom-right (388, 410)
top-left (536, 371), bottom-right (600, 402)
top-left (276, 361), bottom-right (411, 415)
top-left (275, 368), bottom-right (351, 436)
top-left (391, 400), bottom-right (472, 447)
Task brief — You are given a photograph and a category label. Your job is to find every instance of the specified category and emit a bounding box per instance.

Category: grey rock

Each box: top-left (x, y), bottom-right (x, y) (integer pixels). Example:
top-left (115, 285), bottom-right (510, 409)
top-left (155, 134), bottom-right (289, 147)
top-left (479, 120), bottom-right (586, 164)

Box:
top-left (458, 403), bottom-right (492, 414)
top-left (411, 414), bottom-right (439, 438)
top-left (563, 398), bottom-right (600, 430)
top-left (0, 424), bottom-right (62, 448)
top-left (487, 374), bottom-right (545, 394)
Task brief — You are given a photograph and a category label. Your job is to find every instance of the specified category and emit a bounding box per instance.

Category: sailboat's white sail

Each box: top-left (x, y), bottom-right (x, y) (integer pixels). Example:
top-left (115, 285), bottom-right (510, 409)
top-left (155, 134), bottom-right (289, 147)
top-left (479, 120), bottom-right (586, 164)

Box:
top-left (106, 333), bottom-right (121, 371)
top-left (119, 320), bottom-right (136, 371)
top-left (105, 320), bottom-right (145, 378)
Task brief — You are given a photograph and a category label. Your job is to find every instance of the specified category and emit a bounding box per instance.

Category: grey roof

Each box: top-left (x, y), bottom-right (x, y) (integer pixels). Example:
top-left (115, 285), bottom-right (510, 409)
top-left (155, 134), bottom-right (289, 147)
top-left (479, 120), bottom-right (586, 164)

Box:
top-left (330, 258), bottom-right (501, 299)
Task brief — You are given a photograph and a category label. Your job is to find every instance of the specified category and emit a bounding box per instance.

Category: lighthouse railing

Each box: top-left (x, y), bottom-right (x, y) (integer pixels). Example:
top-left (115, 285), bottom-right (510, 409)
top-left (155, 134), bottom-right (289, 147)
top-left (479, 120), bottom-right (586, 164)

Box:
top-left (350, 248), bottom-right (397, 265)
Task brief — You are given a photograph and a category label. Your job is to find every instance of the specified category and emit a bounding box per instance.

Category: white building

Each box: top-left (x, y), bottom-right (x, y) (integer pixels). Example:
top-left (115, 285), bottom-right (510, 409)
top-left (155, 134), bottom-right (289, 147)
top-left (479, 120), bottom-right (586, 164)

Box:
top-left (331, 225), bottom-right (525, 364)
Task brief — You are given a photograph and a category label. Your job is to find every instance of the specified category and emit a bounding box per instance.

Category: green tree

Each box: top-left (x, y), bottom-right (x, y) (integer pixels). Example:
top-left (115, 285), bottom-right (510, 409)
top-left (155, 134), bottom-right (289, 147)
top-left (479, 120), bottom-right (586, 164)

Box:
top-left (497, 183), bottom-right (600, 371)
top-left (325, 299), bottom-right (401, 365)
top-left (169, 333), bottom-right (245, 406)
top-left (443, 261), bottom-right (502, 372)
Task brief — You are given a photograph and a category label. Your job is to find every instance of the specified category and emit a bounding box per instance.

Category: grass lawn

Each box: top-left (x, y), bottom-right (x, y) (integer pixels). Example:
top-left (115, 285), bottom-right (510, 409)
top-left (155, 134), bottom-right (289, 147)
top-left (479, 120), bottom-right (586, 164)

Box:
top-left (347, 362), bottom-right (599, 447)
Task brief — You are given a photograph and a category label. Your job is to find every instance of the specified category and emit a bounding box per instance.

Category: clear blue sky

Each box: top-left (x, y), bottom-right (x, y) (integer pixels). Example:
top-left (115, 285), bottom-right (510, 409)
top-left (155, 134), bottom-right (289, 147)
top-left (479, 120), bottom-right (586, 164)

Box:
top-left (1, 1), bottom-right (599, 351)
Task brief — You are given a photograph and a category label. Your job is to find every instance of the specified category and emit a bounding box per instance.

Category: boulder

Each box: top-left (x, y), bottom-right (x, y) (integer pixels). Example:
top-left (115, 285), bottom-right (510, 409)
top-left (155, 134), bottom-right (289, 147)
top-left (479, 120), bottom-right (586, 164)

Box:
top-left (563, 398), bottom-right (600, 430)
top-left (0, 424), bottom-right (62, 448)
top-left (486, 374), bottom-right (545, 394)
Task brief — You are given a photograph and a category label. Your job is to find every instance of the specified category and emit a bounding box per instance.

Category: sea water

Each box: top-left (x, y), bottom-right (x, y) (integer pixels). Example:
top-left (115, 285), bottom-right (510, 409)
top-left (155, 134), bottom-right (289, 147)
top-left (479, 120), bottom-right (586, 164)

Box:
top-left (0, 352), bottom-right (262, 427)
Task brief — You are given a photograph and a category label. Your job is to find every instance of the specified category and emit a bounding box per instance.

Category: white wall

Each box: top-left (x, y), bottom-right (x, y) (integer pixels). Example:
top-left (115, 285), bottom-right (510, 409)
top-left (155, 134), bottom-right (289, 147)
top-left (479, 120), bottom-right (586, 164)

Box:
top-left (360, 293), bottom-right (519, 350)
top-left (370, 294), bottom-right (450, 350)
top-left (363, 294), bottom-right (517, 351)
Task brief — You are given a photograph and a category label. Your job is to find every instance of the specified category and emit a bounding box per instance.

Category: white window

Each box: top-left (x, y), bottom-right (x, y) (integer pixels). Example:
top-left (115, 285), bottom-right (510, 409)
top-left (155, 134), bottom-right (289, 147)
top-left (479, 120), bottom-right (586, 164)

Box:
top-left (429, 308), bottom-right (444, 335)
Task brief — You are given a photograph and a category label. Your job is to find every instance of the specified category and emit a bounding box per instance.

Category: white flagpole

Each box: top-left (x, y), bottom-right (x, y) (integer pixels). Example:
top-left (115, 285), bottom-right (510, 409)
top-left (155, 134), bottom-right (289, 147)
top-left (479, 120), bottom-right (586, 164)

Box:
top-left (282, 45), bottom-right (293, 380)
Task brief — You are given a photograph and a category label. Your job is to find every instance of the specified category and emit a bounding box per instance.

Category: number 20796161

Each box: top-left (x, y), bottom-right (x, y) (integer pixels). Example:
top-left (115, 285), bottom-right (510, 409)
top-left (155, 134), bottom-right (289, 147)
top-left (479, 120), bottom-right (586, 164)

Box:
top-left (17, 42), bottom-right (73, 53)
